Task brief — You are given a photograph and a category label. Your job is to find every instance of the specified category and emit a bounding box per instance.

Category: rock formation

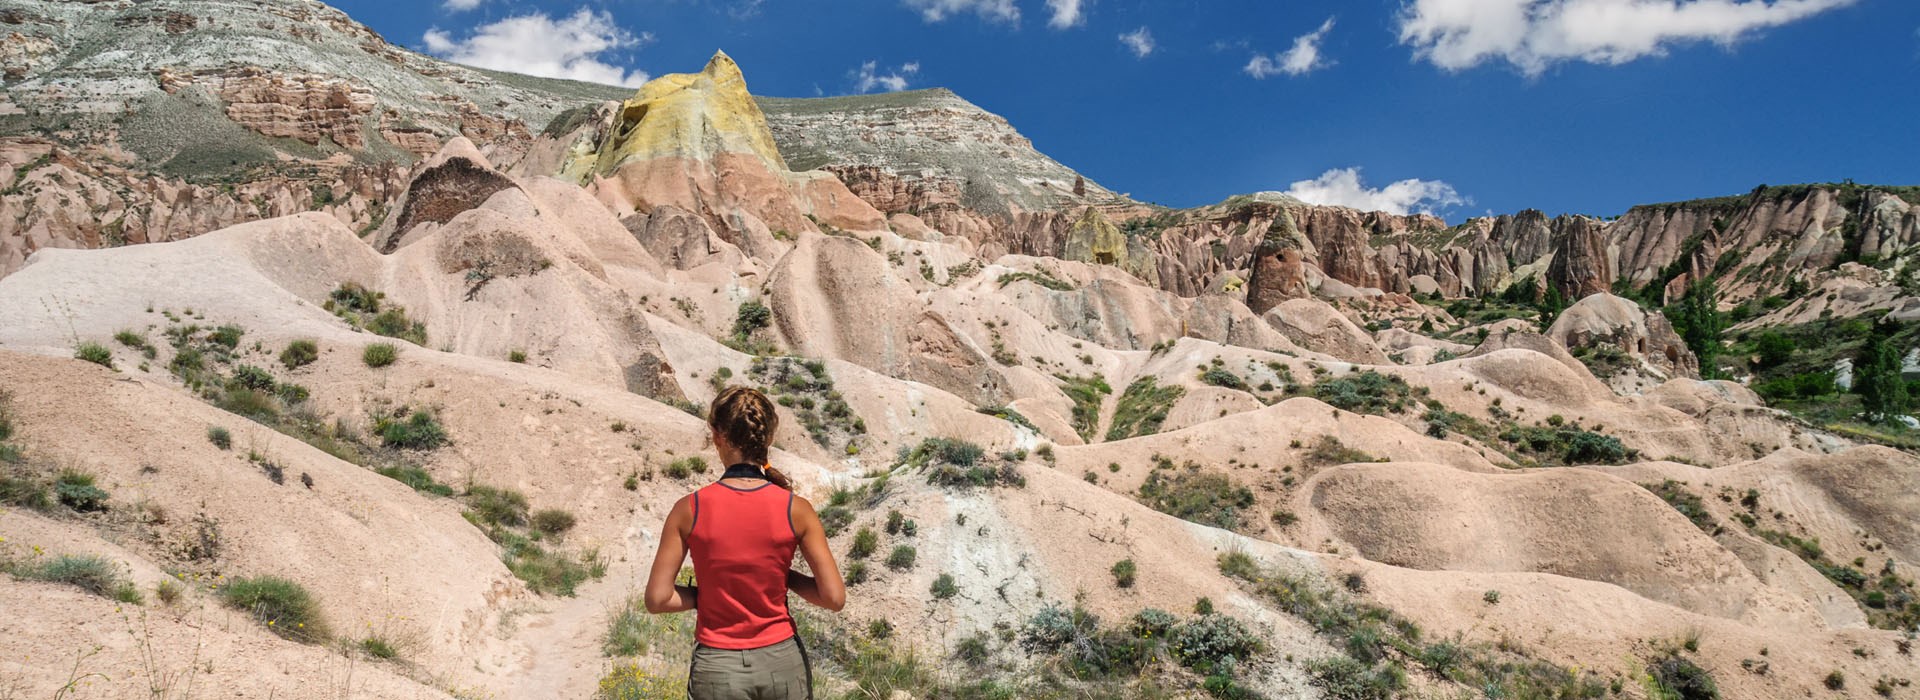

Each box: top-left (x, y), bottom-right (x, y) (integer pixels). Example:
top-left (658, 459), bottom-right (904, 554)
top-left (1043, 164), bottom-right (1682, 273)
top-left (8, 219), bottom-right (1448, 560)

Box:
top-left (1548, 292), bottom-right (1700, 379)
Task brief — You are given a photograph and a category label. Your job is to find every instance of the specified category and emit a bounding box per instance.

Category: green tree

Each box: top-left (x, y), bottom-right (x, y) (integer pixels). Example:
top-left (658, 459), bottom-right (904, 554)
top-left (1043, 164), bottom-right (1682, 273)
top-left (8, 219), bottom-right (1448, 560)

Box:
top-left (1669, 280), bottom-right (1725, 379)
top-left (1855, 319), bottom-right (1912, 423)
top-left (1753, 332), bottom-right (1793, 370)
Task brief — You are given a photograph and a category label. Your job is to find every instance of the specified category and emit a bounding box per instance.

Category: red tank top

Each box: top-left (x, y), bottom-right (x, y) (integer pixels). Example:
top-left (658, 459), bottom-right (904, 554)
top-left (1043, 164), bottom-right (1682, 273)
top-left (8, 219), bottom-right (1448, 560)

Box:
top-left (687, 479), bottom-right (798, 649)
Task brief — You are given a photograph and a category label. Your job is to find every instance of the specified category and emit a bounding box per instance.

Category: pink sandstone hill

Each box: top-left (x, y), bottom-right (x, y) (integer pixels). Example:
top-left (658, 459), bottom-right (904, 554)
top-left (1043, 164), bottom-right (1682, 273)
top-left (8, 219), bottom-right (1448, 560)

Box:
top-left (0, 5), bottom-right (1917, 700)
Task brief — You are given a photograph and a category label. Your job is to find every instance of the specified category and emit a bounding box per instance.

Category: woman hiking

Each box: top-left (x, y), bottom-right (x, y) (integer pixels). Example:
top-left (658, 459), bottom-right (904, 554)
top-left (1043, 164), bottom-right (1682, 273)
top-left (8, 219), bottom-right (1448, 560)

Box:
top-left (645, 386), bottom-right (846, 699)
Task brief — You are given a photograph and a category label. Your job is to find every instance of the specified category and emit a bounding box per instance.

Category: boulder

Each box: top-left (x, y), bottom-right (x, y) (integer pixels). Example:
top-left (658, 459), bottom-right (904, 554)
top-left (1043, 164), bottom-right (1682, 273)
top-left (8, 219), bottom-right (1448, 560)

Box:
top-left (1547, 292), bottom-right (1699, 379)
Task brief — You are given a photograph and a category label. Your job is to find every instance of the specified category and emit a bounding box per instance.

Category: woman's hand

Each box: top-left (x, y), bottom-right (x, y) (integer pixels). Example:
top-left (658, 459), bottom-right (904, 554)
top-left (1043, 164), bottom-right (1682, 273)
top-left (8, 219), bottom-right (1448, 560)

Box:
top-left (643, 495), bottom-right (698, 614)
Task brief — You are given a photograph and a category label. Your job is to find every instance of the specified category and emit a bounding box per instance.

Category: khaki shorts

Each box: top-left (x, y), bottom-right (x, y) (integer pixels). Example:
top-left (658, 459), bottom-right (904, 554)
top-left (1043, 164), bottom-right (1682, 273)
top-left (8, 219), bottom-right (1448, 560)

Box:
top-left (687, 636), bottom-right (813, 700)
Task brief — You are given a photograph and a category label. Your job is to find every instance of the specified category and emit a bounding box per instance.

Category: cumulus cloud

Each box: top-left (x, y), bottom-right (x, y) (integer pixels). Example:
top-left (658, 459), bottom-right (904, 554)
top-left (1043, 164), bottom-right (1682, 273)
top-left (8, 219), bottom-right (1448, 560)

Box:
top-left (423, 9), bottom-right (650, 87)
top-left (1047, 0), bottom-right (1088, 29)
top-left (902, 0), bottom-right (1019, 23)
top-left (1118, 27), bottom-right (1155, 57)
top-left (1246, 17), bottom-right (1337, 78)
top-left (1282, 168), bottom-right (1466, 216)
top-left (443, 0), bottom-right (484, 11)
top-left (1398, 0), bottom-right (1855, 75)
top-left (853, 61), bottom-right (919, 93)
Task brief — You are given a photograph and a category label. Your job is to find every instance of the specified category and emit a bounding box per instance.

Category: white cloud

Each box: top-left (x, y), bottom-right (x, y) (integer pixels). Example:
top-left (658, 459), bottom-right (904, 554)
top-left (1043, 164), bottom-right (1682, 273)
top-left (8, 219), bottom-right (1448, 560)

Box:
top-left (853, 61), bottom-right (918, 93)
top-left (1397, 0), bottom-right (1855, 76)
top-left (1118, 26), bottom-right (1155, 57)
top-left (423, 9), bottom-right (650, 87)
top-left (1246, 17), bottom-right (1337, 78)
top-left (1282, 168), bottom-right (1466, 216)
top-left (443, 0), bottom-right (483, 11)
top-left (902, 0), bottom-right (1019, 23)
top-left (1047, 0), bottom-right (1088, 29)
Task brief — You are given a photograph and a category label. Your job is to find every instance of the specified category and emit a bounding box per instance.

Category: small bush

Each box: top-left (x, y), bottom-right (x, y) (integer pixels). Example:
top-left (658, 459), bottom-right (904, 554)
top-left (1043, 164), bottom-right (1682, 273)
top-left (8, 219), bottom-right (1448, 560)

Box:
top-left (664, 456), bottom-right (708, 480)
top-left (850, 528), bottom-right (878, 559)
top-left (376, 410), bottom-right (447, 450)
top-left (1200, 366), bottom-right (1249, 391)
top-left (208, 325), bottom-right (245, 349)
top-left (1825, 670), bottom-right (1845, 690)
top-left (329, 282), bottom-right (382, 313)
top-left (466, 485), bottom-right (530, 527)
top-left (14, 555), bottom-right (140, 603)
top-left (844, 561), bottom-right (869, 585)
top-left (74, 341), bottom-right (113, 368)
top-left (1483, 590), bottom-right (1502, 605)
top-left (1108, 377), bottom-right (1186, 441)
top-left (885, 545), bottom-right (917, 571)
top-left (155, 578), bottom-right (182, 605)
top-left (280, 340), bottom-right (319, 369)
top-left (1217, 551), bottom-right (1259, 580)
top-left (360, 637), bottom-right (398, 659)
top-left (1111, 559), bottom-right (1137, 588)
top-left (375, 465), bottom-right (455, 496)
top-left (1137, 468), bottom-right (1255, 531)
top-left (366, 309), bottom-right (427, 345)
top-left (362, 343), bottom-right (398, 368)
top-left (930, 573), bottom-right (957, 599)
top-left (0, 475), bottom-right (50, 510)
top-left (55, 470), bottom-right (109, 512)
top-left (1308, 656), bottom-right (1404, 700)
top-left (1649, 654), bottom-right (1720, 699)
top-left (1312, 371), bottom-right (1419, 415)
top-left (207, 426), bottom-right (233, 450)
top-left (1170, 614), bottom-right (1262, 669)
top-left (1132, 609), bottom-right (1177, 639)
top-left (230, 364), bottom-right (276, 392)
top-left (531, 508), bottom-right (578, 537)
top-left (219, 575), bottom-right (329, 643)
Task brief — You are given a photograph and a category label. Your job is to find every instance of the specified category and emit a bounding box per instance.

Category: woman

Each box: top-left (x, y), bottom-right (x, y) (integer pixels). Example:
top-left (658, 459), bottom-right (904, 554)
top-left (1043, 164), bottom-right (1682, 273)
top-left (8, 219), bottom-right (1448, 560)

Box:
top-left (645, 386), bottom-right (846, 700)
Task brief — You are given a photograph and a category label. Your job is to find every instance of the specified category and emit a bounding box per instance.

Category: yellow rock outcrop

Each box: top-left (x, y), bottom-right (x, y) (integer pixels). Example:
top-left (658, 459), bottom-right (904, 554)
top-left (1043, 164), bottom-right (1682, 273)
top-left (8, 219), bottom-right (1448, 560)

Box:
top-left (587, 51), bottom-right (787, 178)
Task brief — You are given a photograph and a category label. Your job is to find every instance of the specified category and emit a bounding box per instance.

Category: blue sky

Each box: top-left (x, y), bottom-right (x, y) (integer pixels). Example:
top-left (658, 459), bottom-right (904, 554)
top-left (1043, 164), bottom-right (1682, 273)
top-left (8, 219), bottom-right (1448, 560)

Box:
top-left (331, 0), bottom-right (1920, 221)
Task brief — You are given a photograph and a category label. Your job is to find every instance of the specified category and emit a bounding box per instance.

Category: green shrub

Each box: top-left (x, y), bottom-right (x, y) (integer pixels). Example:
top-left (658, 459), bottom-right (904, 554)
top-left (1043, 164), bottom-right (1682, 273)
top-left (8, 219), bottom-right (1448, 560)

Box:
top-left (114, 329), bottom-right (148, 349)
top-left (905, 437), bottom-right (1020, 488)
top-left (1131, 609), bottom-right (1176, 639)
top-left (844, 561), bottom-right (869, 585)
top-left (366, 309), bottom-right (427, 345)
top-left (1216, 551), bottom-right (1258, 580)
top-left (732, 300), bottom-right (772, 339)
top-left (1304, 435), bottom-right (1377, 467)
top-left (930, 573), bottom-right (957, 599)
top-left (1647, 480), bottom-right (1718, 534)
top-left (54, 470), bottom-right (108, 511)
top-left (1110, 559), bottom-right (1137, 588)
top-left (531, 508), bottom-right (578, 537)
top-left (0, 475), bottom-right (51, 510)
top-left (885, 545), bottom-right (917, 571)
top-left (1308, 656), bottom-right (1404, 700)
top-left (376, 410), bottom-right (447, 450)
top-left (664, 456), bottom-right (708, 480)
top-left (1107, 377), bottom-right (1185, 441)
top-left (360, 637), bottom-right (398, 659)
top-left (12, 554), bottom-right (141, 603)
top-left (1200, 366), bottom-right (1248, 391)
top-left (850, 528), bottom-right (878, 559)
top-left (329, 282), bottom-right (382, 313)
top-left (275, 383), bottom-right (310, 404)
top-left (280, 340), bottom-right (319, 369)
top-left (996, 270), bottom-right (1075, 291)
top-left (209, 325), bottom-right (245, 349)
top-left (1825, 670), bottom-right (1845, 690)
top-left (1312, 371), bottom-right (1419, 414)
top-left (375, 465), bottom-right (456, 496)
top-left (1057, 374), bottom-right (1111, 442)
top-left (74, 341), bottom-right (113, 368)
top-left (1137, 468), bottom-right (1255, 531)
top-left (207, 426), bottom-right (233, 450)
top-left (155, 578), bottom-right (182, 605)
top-left (362, 343), bottom-right (398, 368)
top-left (509, 350), bottom-right (527, 363)
top-left (466, 485), bottom-right (530, 527)
top-left (219, 575), bottom-right (329, 643)
top-left (229, 364), bottom-right (276, 392)
top-left (597, 662), bottom-right (685, 699)
top-left (493, 528), bottom-right (604, 596)
top-left (1649, 654), bottom-right (1720, 699)
top-left (1170, 613), bottom-right (1262, 669)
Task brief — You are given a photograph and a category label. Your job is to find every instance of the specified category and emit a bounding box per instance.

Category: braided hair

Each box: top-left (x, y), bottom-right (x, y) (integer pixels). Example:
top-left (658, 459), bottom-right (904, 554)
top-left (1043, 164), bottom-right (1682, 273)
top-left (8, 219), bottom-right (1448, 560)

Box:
top-left (708, 385), bottom-right (791, 489)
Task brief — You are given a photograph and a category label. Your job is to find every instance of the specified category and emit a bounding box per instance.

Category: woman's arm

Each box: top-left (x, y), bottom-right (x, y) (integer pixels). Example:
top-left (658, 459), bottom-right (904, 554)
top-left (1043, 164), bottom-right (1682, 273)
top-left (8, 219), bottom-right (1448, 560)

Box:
top-left (643, 495), bottom-right (698, 614)
top-left (787, 495), bottom-right (846, 611)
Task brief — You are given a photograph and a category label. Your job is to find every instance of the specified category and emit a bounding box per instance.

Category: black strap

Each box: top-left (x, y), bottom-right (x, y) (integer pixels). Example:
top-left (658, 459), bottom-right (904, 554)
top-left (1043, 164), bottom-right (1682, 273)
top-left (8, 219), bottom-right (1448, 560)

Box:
top-left (721, 462), bottom-right (768, 481)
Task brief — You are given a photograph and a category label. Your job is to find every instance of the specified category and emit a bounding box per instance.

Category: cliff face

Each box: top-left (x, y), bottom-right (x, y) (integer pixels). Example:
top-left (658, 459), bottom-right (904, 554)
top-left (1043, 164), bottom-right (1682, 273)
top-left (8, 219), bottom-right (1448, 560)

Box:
top-left (2, 0), bottom-right (1916, 318)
